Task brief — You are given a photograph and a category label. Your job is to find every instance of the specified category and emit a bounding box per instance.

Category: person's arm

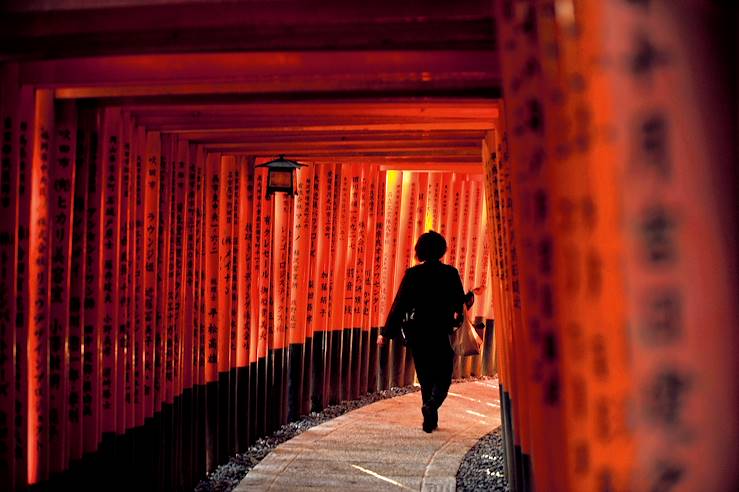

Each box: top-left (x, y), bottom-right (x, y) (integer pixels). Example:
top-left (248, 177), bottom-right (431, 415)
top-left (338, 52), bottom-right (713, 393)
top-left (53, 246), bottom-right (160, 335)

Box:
top-left (450, 267), bottom-right (466, 331)
top-left (378, 269), bottom-right (413, 346)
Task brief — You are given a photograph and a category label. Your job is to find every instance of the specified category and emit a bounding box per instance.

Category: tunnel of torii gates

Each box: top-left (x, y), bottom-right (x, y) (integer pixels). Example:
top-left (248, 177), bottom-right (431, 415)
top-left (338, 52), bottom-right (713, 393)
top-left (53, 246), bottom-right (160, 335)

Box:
top-left (0, 1), bottom-right (738, 492)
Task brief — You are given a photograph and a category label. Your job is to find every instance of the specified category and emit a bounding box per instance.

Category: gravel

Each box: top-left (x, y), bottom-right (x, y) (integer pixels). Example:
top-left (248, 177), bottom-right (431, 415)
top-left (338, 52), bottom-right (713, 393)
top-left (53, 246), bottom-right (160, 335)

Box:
top-left (456, 427), bottom-right (509, 491)
top-left (194, 376), bottom-right (501, 492)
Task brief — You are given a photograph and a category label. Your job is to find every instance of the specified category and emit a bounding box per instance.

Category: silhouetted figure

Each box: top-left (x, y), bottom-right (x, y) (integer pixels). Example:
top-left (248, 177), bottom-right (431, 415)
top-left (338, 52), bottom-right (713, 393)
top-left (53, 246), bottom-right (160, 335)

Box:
top-left (378, 231), bottom-right (470, 433)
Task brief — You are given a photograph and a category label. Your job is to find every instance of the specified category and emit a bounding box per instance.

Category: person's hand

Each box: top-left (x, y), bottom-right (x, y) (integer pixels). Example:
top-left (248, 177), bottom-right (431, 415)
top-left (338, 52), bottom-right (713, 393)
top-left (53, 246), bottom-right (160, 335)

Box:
top-left (377, 335), bottom-right (386, 347)
top-left (472, 286), bottom-right (484, 296)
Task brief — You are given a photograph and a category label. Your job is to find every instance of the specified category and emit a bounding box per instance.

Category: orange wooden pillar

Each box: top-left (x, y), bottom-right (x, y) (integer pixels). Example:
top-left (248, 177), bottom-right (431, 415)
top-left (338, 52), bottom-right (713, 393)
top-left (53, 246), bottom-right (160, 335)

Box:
top-left (590, 2), bottom-right (739, 490)
top-left (495, 2), bottom-right (569, 490)
top-left (377, 170), bottom-right (401, 391)
top-left (215, 154), bottom-right (235, 461)
top-left (308, 163), bottom-right (337, 410)
top-left (270, 190), bottom-right (292, 430)
top-left (327, 165), bottom-right (349, 403)
top-left (286, 162), bottom-right (312, 419)
top-left (367, 168), bottom-right (386, 393)
top-left (47, 100), bottom-right (77, 477)
top-left (202, 151), bottom-right (220, 472)
top-left (234, 156), bottom-right (254, 451)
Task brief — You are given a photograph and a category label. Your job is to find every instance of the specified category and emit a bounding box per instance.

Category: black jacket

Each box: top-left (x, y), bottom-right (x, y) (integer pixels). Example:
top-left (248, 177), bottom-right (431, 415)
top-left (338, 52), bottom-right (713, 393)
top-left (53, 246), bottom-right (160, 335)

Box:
top-left (381, 260), bottom-right (465, 345)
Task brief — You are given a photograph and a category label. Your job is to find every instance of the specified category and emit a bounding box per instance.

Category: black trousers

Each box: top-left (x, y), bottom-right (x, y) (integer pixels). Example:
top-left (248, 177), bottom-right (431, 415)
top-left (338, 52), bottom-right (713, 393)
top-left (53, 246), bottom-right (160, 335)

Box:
top-left (410, 341), bottom-right (454, 412)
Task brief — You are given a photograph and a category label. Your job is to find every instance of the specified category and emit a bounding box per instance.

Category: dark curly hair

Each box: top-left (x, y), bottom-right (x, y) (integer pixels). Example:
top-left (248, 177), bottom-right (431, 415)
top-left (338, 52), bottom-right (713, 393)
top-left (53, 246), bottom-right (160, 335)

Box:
top-left (414, 231), bottom-right (447, 262)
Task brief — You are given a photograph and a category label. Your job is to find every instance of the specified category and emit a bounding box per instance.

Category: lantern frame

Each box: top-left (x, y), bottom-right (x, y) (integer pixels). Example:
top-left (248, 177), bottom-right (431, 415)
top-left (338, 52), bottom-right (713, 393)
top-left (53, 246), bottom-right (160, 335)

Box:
top-left (255, 155), bottom-right (306, 198)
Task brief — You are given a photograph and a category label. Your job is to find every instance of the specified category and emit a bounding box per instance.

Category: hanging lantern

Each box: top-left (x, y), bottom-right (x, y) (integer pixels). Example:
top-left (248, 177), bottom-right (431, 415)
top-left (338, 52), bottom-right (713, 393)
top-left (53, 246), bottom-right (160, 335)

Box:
top-left (256, 155), bottom-right (307, 198)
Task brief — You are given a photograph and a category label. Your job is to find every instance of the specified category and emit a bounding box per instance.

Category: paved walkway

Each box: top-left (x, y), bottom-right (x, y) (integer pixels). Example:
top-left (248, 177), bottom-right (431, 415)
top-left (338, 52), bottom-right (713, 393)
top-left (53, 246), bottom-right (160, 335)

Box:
top-left (235, 379), bottom-right (501, 491)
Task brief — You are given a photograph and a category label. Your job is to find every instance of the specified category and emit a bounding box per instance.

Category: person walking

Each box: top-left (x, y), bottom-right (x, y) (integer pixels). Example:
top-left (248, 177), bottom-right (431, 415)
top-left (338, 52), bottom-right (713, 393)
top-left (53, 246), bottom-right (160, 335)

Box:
top-left (377, 231), bottom-right (469, 433)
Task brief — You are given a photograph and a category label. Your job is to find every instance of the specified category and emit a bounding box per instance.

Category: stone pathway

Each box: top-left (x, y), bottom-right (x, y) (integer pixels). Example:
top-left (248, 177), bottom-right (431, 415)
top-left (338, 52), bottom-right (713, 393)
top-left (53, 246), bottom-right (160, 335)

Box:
top-left (235, 379), bottom-right (501, 491)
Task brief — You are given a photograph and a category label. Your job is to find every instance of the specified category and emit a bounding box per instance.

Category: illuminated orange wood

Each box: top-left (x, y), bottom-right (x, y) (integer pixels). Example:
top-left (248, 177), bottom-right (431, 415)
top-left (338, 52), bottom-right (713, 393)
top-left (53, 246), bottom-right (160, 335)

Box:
top-left (235, 157), bottom-right (253, 368)
top-left (100, 108), bottom-right (122, 433)
top-left (217, 155), bottom-right (237, 373)
top-left (203, 152), bottom-right (221, 381)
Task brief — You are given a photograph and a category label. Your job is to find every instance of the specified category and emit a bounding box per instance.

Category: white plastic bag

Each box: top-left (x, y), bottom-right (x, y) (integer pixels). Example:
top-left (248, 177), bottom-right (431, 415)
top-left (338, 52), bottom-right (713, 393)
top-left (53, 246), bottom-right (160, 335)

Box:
top-left (450, 306), bottom-right (482, 356)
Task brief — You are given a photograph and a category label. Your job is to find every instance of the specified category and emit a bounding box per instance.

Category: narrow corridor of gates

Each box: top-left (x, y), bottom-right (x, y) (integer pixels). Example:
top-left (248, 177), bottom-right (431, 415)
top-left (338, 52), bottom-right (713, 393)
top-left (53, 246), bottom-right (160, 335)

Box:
top-left (0, 93), bottom-right (498, 489)
top-left (1, 2), bottom-right (737, 492)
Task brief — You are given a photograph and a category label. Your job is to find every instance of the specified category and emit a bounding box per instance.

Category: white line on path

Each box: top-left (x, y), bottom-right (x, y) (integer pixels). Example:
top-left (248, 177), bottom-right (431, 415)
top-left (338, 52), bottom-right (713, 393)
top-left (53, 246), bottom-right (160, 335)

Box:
top-left (350, 464), bottom-right (415, 490)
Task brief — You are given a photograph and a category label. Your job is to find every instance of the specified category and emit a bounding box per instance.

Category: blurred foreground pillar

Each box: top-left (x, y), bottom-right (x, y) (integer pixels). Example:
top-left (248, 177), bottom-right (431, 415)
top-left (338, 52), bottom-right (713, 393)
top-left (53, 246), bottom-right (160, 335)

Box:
top-left (494, 1), bottom-right (738, 491)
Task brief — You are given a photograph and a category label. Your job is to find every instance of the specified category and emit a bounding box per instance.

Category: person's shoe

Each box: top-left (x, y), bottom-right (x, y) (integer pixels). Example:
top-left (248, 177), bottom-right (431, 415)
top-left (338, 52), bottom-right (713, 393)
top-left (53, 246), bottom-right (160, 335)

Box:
top-left (422, 404), bottom-right (434, 433)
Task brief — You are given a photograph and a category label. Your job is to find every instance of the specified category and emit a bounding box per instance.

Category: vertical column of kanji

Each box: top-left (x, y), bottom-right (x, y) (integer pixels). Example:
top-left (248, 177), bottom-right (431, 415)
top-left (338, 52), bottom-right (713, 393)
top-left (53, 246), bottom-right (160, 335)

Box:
top-left (340, 166), bottom-right (361, 400)
top-left (192, 145), bottom-right (207, 480)
top-left (149, 145), bottom-right (164, 489)
top-left (271, 190), bottom-right (292, 429)
top-left (355, 166), bottom-right (373, 397)
top-left (460, 179), bottom-right (483, 378)
top-left (494, 130), bottom-right (522, 490)
top-left (402, 172), bottom-right (425, 386)
top-left (81, 108), bottom-right (103, 456)
top-left (350, 166), bottom-right (370, 398)
top-left (235, 156), bottom-right (254, 450)
top-left (172, 138), bottom-right (188, 489)
top-left (301, 163), bottom-right (320, 414)
top-left (426, 172), bottom-right (441, 233)
top-left (256, 164), bottom-right (273, 436)
top-left (411, 172), bottom-right (428, 243)
top-left (367, 168), bottom-right (385, 392)
top-left (286, 164), bottom-right (312, 420)
top-left (377, 170), bottom-right (401, 390)
top-left (0, 65), bottom-right (18, 489)
top-left (387, 172), bottom-right (413, 388)
top-left (402, 172), bottom-right (420, 386)
top-left (132, 126), bottom-right (146, 430)
top-left (47, 100), bottom-right (76, 476)
top-left (456, 177), bottom-right (471, 277)
top-left (396, 172), bottom-right (415, 273)
top-left (604, 2), bottom-right (738, 490)
top-left (452, 176), bottom-right (472, 379)
top-left (499, 131), bottom-right (536, 491)
top-left (495, 2), bottom-right (567, 489)
top-left (473, 181), bottom-right (493, 376)
top-left (202, 152), bottom-right (220, 472)
top-left (116, 114), bottom-right (132, 439)
top-left (323, 164), bottom-right (346, 404)
top-left (154, 136), bottom-right (173, 427)
top-left (227, 156), bottom-right (240, 456)
top-left (460, 175), bottom-right (474, 282)
top-left (142, 131), bottom-right (161, 426)
top-left (158, 136), bottom-right (173, 490)
top-left (215, 155), bottom-right (234, 463)
top-left (483, 136), bottom-right (514, 485)
top-left (467, 179), bottom-right (483, 299)
top-left (27, 89), bottom-right (53, 485)
top-left (326, 165), bottom-right (349, 404)
top-left (100, 108), bottom-right (121, 451)
top-left (160, 135), bottom-right (176, 489)
top-left (248, 165), bottom-right (265, 439)
top-left (445, 175), bottom-right (462, 269)
top-left (121, 119), bottom-right (137, 481)
top-left (180, 142), bottom-right (197, 484)
top-left (308, 163), bottom-right (334, 411)
top-left (11, 85), bottom-right (34, 488)
top-left (66, 107), bottom-right (91, 466)
top-left (438, 173), bottom-right (452, 239)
